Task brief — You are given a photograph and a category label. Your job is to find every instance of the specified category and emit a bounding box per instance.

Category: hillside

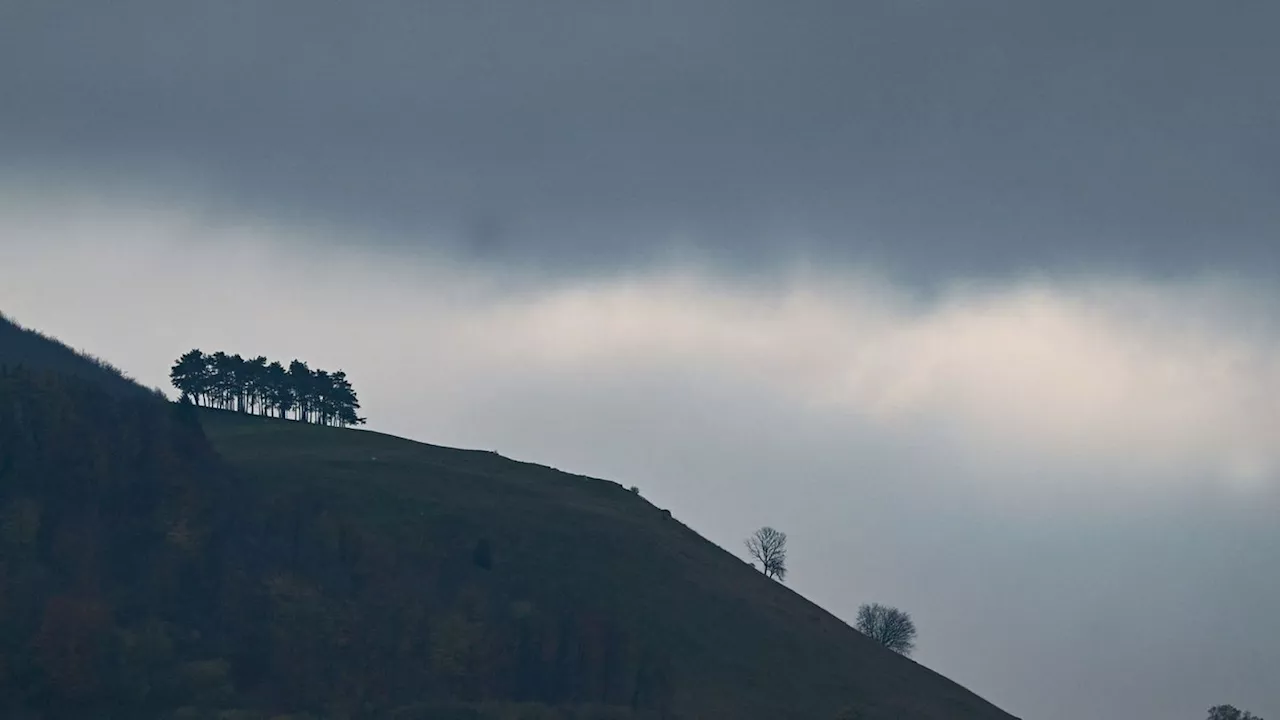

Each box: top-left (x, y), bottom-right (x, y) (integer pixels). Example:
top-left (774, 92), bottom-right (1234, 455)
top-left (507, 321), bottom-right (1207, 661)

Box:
top-left (0, 313), bottom-right (155, 398)
top-left (0, 363), bottom-right (249, 719)
top-left (200, 411), bottom-right (1017, 720)
top-left (0, 315), bottom-right (1019, 719)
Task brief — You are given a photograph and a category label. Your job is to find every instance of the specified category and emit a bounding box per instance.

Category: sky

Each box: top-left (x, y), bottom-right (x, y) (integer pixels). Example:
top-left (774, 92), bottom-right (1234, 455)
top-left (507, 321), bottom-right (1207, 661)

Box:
top-left (2, 2), bottom-right (1279, 718)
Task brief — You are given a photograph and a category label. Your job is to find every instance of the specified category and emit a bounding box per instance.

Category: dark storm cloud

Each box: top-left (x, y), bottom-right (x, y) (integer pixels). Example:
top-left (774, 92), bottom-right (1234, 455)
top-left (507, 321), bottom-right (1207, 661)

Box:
top-left (4, 1), bottom-right (1279, 280)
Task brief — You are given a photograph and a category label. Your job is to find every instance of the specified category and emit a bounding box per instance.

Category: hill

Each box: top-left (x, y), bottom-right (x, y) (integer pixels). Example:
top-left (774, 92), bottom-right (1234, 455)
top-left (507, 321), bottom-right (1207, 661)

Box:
top-left (199, 411), bottom-right (1016, 720)
top-left (0, 314), bottom-right (1018, 719)
top-left (0, 313), bottom-right (155, 398)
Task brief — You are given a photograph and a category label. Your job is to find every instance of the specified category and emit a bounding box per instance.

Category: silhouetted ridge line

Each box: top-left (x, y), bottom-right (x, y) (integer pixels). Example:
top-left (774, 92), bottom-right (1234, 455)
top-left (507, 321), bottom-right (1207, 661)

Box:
top-left (170, 349), bottom-right (365, 426)
top-left (0, 311), bottom-right (155, 397)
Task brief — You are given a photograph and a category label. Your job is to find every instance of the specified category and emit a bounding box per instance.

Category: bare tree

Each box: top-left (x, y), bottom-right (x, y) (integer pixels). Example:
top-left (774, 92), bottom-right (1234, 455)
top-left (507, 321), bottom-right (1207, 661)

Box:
top-left (745, 526), bottom-right (787, 581)
top-left (855, 603), bottom-right (917, 656)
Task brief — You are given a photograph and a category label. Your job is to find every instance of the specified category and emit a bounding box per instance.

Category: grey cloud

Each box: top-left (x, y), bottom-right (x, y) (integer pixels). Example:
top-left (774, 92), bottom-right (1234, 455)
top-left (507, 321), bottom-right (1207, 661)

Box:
top-left (3, 1), bottom-right (1279, 281)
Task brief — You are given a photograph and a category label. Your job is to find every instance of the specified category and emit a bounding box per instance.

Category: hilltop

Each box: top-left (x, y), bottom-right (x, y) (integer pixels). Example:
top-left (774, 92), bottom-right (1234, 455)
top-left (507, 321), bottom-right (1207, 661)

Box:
top-left (0, 313), bottom-right (1018, 719)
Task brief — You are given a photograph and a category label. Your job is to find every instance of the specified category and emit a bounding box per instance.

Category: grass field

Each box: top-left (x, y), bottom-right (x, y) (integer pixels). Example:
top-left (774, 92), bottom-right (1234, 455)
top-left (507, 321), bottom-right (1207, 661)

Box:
top-left (199, 410), bottom-right (1018, 720)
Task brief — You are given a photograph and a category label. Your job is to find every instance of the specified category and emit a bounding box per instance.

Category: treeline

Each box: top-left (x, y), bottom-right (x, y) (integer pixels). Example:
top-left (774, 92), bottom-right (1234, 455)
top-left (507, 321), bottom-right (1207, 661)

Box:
top-left (170, 349), bottom-right (365, 426)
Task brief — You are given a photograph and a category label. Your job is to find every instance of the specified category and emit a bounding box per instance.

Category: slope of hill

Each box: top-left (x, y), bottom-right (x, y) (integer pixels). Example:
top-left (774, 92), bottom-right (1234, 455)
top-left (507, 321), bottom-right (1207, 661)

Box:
top-left (0, 364), bottom-right (251, 719)
top-left (0, 313), bottom-right (155, 398)
top-left (0, 315), bottom-right (1018, 719)
top-left (197, 411), bottom-right (1016, 720)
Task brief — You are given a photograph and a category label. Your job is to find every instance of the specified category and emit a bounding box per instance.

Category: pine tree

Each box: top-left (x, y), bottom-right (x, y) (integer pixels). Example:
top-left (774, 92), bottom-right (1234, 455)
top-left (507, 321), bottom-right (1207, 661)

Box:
top-left (170, 350), bottom-right (366, 425)
top-left (168, 350), bottom-right (206, 404)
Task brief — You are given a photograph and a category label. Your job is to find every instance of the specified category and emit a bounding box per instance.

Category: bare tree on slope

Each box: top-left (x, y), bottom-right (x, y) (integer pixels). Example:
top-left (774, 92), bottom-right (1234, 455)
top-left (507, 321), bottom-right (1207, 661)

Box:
top-left (745, 526), bottom-right (787, 581)
top-left (855, 603), bottom-right (917, 656)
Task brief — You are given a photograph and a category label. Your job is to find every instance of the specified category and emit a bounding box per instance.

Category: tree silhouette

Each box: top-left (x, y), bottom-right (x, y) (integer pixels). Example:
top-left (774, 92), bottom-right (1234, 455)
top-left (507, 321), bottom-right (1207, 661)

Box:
top-left (170, 349), bottom-right (365, 426)
top-left (745, 526), bottom-right (787, 581)
top-left (264, 360), bottom-right (291, 418)
top-left (289, 359), bottom-right (313, 422)
top-left (1209, 706), bottom-right (1265, 720)
top-left (855, 603), bottom-right (916, 656)
top-left (169, 350), bottom-right (209, 406)
top-left (245, 355), bottom-right (268, 415)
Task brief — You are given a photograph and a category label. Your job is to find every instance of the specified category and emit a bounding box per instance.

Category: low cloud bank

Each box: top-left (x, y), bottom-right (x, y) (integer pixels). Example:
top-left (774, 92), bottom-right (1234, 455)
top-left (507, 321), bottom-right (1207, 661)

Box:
top-left (4, 194), bottom-right (1279, 503)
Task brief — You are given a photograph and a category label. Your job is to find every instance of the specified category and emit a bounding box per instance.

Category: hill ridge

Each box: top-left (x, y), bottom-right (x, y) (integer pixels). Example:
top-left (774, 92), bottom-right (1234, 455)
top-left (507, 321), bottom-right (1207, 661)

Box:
top-left (0, 311), bottom-right (154, 397)
top-left (0, 314), bottom-right (1018, 719)
top-left (201, 408), bottom-right (1019, 720)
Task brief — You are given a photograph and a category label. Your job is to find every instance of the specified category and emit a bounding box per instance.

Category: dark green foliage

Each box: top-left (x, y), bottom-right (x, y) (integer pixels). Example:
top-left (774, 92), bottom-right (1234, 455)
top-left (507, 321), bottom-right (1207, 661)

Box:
top-left (170, 349), bottom-right (364, 426)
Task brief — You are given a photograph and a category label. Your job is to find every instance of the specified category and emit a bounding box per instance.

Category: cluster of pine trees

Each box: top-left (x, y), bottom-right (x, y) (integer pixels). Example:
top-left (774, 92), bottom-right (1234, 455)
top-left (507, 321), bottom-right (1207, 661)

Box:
top-left (170, 349), bottom-right (365, 426)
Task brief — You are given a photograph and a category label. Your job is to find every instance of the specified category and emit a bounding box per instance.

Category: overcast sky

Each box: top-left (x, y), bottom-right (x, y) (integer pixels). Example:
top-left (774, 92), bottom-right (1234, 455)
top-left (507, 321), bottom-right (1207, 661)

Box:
top-left (3, 3), bottom-right (1279, 718)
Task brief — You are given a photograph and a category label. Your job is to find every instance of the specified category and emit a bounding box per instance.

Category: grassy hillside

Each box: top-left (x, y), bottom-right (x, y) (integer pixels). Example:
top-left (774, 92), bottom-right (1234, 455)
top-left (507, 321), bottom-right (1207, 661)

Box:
top-left (0, 313), bottom-right (1018, 719)
top-left (0, 313), bottom-right (155, 398)
top-left (198, 411), bottom-right (1017, 720)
